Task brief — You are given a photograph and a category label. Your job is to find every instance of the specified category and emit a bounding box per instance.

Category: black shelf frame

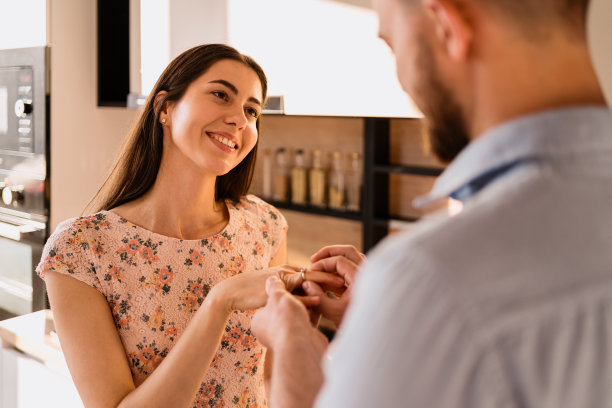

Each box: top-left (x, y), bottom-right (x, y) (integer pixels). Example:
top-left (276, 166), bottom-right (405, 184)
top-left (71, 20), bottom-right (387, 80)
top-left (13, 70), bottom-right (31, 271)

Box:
top-left (374, 164), bottom-right (443, 177)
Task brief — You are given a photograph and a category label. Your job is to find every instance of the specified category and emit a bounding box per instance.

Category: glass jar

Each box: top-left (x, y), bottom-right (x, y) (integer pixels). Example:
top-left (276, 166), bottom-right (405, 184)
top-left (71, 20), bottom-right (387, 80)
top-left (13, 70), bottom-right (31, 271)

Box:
top-left (346, 152), bottom-right (362, 212)
top-left (309, 150), bottom-right (327, 208)
top-left (261, 148), bottom-right (273, 200)
top-left (328, 152), bottom-right (345, 211)
top-left (273, 147), bottom-right (289, 202)
top-left (291, 149), bottom-right (308, 205)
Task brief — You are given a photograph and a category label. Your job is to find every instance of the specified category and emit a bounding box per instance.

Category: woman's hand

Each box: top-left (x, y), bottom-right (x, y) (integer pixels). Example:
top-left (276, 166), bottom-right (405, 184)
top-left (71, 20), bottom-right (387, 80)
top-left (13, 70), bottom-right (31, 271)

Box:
top-left (208, 264), bottom-right (345, 312)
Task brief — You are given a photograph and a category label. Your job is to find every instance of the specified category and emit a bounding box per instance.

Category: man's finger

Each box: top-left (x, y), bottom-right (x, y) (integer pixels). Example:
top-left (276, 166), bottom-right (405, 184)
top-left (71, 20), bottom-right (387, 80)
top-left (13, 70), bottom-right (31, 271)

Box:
top-left (304, 270), bottom-right (346, 287)
top-left (310, 245), bottom-right (365, 265)
top-left (309, 256), bottom-right (358, 285)
top-left (294, 295), bottom-right (321, 307)
top-left (266, 275), bottom-right (288, 295)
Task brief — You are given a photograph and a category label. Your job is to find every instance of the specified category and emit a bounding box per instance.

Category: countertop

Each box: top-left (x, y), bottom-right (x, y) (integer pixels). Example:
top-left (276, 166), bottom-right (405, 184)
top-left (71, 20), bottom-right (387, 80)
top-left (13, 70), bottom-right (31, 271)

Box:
top-left (0, 309), bottom-right (67, 370)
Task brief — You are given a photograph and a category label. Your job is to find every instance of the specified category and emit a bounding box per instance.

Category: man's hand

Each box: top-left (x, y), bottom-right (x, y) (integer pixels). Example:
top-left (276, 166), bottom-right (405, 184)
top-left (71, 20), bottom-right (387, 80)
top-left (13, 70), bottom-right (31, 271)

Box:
top-left (304, 245), bottom-right (366, 328)
top-left (252, 276), bottom-right (328, 408)
top-left (252, 275), bottom-right (314, 349)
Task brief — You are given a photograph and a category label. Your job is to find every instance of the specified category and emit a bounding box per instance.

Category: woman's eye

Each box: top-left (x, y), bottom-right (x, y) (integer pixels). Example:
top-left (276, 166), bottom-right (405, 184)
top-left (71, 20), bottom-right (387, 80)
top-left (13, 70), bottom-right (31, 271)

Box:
top-left (245, 107), bottom-right (260, 118)
top-left (212, 91), bottom-right (228, 101)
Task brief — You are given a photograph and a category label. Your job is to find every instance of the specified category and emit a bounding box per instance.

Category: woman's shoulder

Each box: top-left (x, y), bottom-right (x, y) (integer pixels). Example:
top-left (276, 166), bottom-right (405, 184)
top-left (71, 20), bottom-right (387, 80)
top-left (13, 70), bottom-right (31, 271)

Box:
top-left (230, 194), bottom-right (285, 222)
top-left (47, 211), bottom-right (118, 243)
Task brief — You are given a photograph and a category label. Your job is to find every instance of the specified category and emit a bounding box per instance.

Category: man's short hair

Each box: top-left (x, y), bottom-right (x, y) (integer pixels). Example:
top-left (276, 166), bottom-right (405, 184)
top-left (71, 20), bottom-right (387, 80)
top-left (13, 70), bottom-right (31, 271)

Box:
top-left (402, 0), bottom-right (591, 37)
top-left (483, 0), bottom-right (591, 34)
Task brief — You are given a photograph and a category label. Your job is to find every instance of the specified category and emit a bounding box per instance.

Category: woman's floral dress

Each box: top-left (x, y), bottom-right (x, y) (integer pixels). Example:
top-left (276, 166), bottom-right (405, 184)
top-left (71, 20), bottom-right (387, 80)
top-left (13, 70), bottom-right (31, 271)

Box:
top-left (37, 195), bottom-right (288, 408)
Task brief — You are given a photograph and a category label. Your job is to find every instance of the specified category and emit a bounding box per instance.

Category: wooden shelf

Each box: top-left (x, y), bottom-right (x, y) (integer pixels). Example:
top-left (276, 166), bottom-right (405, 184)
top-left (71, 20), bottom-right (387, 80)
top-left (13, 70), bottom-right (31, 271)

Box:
top-left (268, 200), bottom-right (362, 221)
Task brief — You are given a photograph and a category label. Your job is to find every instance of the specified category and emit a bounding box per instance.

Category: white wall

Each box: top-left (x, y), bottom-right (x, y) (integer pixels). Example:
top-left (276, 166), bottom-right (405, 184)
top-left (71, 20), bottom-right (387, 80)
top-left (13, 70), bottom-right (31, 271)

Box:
top-left (0, 0), bottom-right (48, 49)
top-left (588, 0), bottom-right (612, 105)
top-left (49, 0), bottom-right (139, 229)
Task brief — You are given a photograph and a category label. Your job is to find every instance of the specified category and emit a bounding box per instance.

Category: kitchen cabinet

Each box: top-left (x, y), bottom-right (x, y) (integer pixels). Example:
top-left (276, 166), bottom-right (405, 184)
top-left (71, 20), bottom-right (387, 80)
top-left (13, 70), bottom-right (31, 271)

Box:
top-left (130, 0), bottom-right (422, 118)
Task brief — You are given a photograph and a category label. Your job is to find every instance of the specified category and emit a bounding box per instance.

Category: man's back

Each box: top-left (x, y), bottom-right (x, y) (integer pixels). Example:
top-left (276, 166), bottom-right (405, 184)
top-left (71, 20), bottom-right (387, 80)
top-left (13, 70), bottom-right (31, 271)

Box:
top-left (317, 107), bottom-right (612, 407)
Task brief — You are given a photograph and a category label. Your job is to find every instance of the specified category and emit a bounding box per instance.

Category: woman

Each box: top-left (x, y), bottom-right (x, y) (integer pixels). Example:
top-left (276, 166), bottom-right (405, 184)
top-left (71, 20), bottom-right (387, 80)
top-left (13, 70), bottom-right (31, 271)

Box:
top-left (37, 44), bottom-right (344, 408)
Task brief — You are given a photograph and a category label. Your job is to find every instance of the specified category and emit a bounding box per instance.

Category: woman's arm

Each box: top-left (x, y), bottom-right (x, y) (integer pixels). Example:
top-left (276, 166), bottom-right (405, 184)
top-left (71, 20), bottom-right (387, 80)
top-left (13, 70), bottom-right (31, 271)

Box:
top-left (46, 270), bottom-right (232, 408)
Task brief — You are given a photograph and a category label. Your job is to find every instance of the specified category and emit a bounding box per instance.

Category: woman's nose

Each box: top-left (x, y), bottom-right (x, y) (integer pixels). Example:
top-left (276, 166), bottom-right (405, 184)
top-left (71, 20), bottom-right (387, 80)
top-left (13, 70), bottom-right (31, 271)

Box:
top-left (224, 106), bottom-right (248, 128)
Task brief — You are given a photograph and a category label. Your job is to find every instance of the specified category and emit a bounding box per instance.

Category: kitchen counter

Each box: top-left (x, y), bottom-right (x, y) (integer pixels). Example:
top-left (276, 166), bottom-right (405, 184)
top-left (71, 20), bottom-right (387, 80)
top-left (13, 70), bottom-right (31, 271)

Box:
top-left (0, 309), bottom-right (66, 370)
top-left (0, 310), bottom-right (82, 408)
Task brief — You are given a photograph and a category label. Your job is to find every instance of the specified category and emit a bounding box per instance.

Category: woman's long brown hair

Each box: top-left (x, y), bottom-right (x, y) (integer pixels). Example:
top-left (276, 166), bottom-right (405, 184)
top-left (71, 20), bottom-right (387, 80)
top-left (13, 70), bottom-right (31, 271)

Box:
top-left (87, 44), bottom-right (268, 213)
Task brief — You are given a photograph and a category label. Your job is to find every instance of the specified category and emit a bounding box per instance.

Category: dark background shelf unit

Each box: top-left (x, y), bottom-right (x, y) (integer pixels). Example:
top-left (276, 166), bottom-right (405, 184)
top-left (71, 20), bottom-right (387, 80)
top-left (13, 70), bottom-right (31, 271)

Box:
top-left (270, 117), bottom-right (444, 253)
top-left (97, 0), bottom-right (130, 107)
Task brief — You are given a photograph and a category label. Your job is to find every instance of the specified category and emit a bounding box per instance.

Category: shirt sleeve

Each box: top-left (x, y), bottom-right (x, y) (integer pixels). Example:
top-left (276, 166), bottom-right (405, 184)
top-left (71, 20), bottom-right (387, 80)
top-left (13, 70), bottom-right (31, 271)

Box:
top-left (314, 233), bottom-right (514, 408)
top-left (36, 218), bottom-right (103, 291)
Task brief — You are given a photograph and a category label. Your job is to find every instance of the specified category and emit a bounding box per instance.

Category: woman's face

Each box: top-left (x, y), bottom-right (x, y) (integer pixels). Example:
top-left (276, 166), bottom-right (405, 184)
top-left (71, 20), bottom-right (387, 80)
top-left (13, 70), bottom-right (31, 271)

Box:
top-left (162, 59), bottom-right (263, 177)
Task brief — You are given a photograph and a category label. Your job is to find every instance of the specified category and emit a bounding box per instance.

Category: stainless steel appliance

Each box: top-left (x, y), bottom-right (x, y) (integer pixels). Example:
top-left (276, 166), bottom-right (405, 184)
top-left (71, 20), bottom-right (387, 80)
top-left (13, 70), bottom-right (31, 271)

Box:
top-left (0, 46), bottom-right (49, 319)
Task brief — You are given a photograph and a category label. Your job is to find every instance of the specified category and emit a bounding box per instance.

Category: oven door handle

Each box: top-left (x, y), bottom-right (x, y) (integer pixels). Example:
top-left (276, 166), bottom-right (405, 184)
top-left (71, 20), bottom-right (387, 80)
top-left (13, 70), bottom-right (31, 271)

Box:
top-left (0, 219), bottom-right (45, 241)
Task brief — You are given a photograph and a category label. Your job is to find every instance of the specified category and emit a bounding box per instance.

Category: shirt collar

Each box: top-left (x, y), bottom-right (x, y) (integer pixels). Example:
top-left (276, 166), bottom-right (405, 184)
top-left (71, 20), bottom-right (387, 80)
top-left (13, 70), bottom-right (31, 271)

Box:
top-left (414, 106), bottom-right (612, 208)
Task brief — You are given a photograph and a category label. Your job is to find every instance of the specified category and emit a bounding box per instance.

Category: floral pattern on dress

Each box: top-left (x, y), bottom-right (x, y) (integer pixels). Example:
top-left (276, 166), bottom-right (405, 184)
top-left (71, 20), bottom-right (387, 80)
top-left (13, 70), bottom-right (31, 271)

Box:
top-left (109, 293), bottom-right (133, 330)
top-left (36, 195), bottom-right (287, 407)
top-left (179, 277), bottom-right (211, 314)
top-left (129, 338), bottom-right (169, 375)
top-left (139, 265), bottom-right (175, 296)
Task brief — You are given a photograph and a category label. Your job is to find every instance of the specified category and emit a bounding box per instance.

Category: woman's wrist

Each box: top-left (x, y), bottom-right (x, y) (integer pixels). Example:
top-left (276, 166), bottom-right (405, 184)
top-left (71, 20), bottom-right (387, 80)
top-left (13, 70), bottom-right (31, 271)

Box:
top-left (205, 283), bottom-right (234, 315)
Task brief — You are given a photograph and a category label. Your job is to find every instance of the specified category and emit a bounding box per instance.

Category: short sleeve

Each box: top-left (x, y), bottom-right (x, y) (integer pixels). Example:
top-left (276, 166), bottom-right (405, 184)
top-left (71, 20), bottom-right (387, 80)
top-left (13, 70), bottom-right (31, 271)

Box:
top-left (36, 218), bottom-right (103, 291)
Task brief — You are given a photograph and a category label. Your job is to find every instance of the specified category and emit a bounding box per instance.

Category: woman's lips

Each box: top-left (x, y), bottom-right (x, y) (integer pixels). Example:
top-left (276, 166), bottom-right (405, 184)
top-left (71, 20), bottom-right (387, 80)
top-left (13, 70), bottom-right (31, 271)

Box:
top-left (207, 132), bottom-right (238, 153)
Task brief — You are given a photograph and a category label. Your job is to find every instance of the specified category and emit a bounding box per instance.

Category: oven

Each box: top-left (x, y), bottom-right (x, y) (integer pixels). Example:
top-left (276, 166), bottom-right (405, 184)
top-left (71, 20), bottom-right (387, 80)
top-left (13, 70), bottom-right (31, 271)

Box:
top-left (0, 46), bottom-right (49, 319)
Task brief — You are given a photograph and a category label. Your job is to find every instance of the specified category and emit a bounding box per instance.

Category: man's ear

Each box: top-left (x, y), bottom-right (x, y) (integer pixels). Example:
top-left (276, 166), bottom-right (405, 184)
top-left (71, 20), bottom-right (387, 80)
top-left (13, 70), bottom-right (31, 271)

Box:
top-left (423, 0), bottom-right (473, 61)
top-left (153, 90), bottom-right (171, 124)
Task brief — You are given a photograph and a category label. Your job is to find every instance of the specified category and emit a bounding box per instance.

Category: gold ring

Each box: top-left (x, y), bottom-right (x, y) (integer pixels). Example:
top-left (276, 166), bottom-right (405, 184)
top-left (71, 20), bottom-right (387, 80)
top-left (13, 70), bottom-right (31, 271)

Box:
top-left (300, 267), bottom-right (306, 280)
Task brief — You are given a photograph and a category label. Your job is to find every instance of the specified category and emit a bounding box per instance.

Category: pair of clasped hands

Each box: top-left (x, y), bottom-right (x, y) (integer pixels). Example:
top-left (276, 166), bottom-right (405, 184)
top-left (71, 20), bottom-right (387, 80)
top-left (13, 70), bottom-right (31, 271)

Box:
top-left (252, 245), bottom-right (366, 350)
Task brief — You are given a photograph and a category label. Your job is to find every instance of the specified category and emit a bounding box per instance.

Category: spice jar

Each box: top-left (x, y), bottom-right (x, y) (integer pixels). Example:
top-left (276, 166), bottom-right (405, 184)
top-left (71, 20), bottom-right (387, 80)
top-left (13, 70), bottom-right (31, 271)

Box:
top-left (291, 149), bottom-right (308, 205)
top-left (309, 150), bottom-right (327, 208)
top-left (261, 148), bottom-right (273, 200)
top-left (273, 147), bottom-right (289, 202)
top-left (346, 152), bottom-right (362, 212)
top-left (328, 152), bottom-right (345, 211)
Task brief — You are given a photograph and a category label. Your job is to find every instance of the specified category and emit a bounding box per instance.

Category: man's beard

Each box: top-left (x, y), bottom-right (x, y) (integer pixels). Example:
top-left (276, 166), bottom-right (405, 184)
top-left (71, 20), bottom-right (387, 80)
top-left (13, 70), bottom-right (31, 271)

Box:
top-left (412, 36), bottom-right (470, 164)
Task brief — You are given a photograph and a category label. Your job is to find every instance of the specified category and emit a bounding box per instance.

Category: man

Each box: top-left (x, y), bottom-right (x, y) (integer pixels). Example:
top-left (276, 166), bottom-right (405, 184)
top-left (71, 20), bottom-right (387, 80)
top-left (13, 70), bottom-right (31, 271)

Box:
top-left (253, 0), bottom-right (612, 406)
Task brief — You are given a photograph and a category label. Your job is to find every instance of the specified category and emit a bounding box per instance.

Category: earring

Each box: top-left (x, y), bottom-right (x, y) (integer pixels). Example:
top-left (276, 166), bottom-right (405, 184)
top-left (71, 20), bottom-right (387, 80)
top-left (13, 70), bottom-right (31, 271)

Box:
top-left (161, 118), bottom-right (166, 124)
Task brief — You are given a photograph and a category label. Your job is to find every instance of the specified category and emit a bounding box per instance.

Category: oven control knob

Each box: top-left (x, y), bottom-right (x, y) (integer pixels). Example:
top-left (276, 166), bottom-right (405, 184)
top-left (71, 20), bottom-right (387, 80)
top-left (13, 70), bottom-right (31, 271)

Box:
top-left (1, 187), bottom-right (24, 206)
top-left (14, 99), bottom-right (33, 117)
top-left (2, 187), bottom-right (12, 205)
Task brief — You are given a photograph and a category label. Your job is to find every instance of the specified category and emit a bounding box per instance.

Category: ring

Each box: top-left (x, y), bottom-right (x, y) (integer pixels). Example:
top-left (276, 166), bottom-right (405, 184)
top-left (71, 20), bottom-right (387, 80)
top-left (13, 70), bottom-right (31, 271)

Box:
top-left (300, 267), bottom-right (306, 280)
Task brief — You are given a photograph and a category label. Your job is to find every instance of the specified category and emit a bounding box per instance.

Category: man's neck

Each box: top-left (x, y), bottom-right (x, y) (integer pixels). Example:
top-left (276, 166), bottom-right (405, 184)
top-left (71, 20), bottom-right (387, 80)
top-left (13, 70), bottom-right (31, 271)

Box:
top-left (468, 33), bottom-right (607, 139)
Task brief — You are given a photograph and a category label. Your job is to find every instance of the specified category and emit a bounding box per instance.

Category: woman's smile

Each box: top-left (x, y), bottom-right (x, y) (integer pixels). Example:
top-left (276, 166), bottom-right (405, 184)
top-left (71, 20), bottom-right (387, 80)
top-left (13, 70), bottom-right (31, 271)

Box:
top-left (207, 131), bottom-right (239, 153)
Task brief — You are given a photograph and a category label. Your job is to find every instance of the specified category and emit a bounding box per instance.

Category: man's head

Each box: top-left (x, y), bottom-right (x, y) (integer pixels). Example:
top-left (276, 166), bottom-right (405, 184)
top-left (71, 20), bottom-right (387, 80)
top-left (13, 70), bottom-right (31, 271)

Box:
top-left (375, 0), bottom-right (598, 163)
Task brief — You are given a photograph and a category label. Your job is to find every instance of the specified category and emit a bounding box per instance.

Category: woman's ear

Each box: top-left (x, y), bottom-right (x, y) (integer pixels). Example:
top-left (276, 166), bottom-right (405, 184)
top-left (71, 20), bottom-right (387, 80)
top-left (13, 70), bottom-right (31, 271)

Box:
top-left (153, 90), bottom-right (171, 124)
top-left (423, 0), bottom-right (473, 61)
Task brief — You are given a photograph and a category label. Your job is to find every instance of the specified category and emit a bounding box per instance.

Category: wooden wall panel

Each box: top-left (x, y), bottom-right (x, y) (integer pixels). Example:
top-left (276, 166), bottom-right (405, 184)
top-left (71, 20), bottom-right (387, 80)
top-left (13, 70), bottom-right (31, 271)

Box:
top-left (390, 118), bottom-right (444, 169)
top-left (280, 209), bottom-right (362, 266)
